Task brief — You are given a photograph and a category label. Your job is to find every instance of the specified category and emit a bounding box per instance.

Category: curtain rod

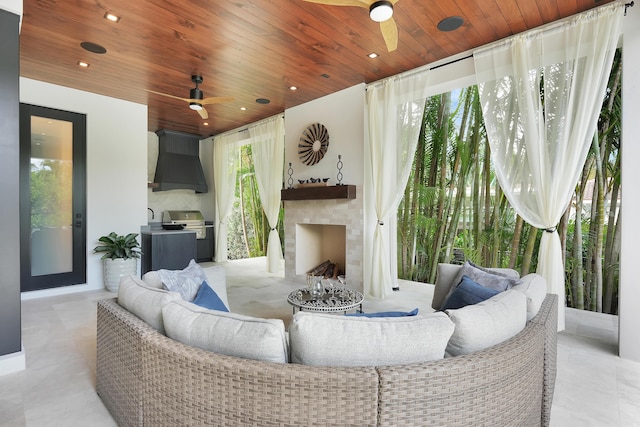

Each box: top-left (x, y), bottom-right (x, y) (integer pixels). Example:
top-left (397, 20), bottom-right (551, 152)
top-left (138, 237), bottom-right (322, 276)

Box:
top-left (212, 113), bottom-right (284, 140)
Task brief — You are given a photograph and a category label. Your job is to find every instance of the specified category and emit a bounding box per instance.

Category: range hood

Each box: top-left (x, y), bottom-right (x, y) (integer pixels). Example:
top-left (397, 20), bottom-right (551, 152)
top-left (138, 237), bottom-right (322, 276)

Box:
top-left (153, 129), bottom-right (208, 193)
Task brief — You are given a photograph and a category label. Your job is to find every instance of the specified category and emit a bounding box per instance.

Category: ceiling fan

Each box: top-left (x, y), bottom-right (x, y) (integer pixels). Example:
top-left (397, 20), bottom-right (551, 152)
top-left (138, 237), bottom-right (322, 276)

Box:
top-left (147, 75), bottom-right (234, 120)
top-left (302, 0), bottom-right (399, 51)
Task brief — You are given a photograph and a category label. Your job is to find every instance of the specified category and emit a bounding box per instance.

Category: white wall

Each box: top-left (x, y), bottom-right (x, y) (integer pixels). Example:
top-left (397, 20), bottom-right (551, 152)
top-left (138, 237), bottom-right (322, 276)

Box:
top-left (0, 0), bottom-right (21, 21)
top-left (285, 84), bottom-right (365, 186)
top-left (20, 78), bottom-right (148, 297)
top-left (619, 6), bottom-right (640, 363)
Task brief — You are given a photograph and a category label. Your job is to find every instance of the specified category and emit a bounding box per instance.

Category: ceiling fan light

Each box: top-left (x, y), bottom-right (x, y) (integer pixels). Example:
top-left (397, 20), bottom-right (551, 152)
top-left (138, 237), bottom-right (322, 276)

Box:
top-left (189, 102), bottom-right (203, 111)
top-left (369, 1), bottom-right (393, 22)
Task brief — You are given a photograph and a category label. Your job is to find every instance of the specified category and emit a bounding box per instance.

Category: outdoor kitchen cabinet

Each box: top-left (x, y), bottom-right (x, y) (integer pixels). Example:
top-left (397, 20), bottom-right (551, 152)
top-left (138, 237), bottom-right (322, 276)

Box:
top-left (196, 223), bottom-right (215, 262)
top-left (140, 230), bottom-right (197, 275)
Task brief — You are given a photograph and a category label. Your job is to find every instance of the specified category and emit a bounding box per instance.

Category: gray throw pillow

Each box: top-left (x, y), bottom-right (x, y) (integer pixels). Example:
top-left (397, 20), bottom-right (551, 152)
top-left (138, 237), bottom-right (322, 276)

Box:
top-left (439, 261), bottom-right (522, 310)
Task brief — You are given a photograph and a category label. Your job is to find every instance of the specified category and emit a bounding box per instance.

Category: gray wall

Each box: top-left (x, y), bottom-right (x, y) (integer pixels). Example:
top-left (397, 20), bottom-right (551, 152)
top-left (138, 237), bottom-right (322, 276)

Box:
top-left (0, 8), bottom-right (21, 356)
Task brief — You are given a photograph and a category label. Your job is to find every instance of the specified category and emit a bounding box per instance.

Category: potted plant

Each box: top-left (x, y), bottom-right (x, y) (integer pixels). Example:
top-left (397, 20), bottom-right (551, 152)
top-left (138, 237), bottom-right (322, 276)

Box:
top-left (93, 232), bottom-right (142, 292)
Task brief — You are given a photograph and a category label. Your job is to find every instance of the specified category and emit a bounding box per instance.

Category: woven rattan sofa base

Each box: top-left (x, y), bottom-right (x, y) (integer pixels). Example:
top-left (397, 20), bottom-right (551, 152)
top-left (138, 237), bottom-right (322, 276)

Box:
top-left (96, 294), bottom-right (557, 427)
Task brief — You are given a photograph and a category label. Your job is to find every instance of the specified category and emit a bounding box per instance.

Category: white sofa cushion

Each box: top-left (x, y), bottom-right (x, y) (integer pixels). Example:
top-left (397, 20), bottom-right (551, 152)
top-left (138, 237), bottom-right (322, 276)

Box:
top-left (445, 289), bottom-right (527, 356)
top-left (289, 311), bottom-right (455, 367)
top-left (432, 262), bottom-right (521, 310)
top-left (162, 300), bottom-right (288, 363)
top-left (512, 273), bottom-right (548, 321)
top-left (143, 264), bottom-right (229, 310)
top-left (117, 274), bottom-right (180, 334)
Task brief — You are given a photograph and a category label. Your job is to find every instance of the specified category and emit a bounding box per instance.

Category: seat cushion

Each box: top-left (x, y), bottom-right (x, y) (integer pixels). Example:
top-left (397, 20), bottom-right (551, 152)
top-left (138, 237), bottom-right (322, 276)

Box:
top-left (444, 289), bottom-right (527, 356)
top-left (162, 300), bottom-right (288, 363)
top-left (289, 311), bottom-right (454, 367)
top-left (116, 274), bottom-right (180, 334)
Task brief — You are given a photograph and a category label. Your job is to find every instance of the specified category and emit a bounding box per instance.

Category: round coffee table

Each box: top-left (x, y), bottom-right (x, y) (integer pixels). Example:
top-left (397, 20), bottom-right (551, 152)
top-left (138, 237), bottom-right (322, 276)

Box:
top-left (287, 286), bottom-right (364, 314)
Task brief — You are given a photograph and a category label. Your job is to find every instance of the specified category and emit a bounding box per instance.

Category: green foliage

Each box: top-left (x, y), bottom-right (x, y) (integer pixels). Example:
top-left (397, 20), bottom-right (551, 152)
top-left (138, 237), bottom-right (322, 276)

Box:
top-left (93, 232), bottom-right (142, 260)
top-left (227, 144), bottom-right (284, 260)
top-left (397, 50), bottom-right (621, 314)
top-left (30, 160), bottom-right (72, 229)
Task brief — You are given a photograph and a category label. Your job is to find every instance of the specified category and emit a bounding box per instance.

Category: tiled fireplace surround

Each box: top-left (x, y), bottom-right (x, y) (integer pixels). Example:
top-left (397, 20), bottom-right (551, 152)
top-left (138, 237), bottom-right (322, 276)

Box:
top-left (283, 185), bottom-right (364, 291)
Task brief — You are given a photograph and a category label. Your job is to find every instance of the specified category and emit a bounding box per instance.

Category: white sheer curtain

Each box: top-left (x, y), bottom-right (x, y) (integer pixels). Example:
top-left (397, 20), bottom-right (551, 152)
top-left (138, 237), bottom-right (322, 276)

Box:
top-left (474, 2), bottom-right (624, 330)
top-left (365, 72), bottom-right (430, 298)
top-left (212, 132), bottom-right (240, 262)
top-left (249, 116), bottom-right (285, 273)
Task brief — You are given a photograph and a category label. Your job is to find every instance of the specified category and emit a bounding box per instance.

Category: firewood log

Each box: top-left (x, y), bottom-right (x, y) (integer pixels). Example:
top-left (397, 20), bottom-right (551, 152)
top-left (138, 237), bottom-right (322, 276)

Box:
top-left (307, 260), bottom-right (331, 276)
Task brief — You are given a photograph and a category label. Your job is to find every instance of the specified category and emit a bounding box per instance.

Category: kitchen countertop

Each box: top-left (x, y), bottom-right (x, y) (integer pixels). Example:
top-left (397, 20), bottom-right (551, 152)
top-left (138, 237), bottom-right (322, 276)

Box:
top-left (140, 229), bottom-right (197, 235)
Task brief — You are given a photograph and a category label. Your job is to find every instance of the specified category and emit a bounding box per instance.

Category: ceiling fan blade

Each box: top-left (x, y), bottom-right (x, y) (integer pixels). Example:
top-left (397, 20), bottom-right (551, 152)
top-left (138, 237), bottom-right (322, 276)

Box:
top-left (380, 17), bottom-right (398, 52)
top-left (197, 107), bottom-right (208, 120)
top-left (146, 89), bottom-right (191, 103)
top-left (200, 96), bottom-right (235, 105)
top-left (302, 0), bottom-right (370, 8)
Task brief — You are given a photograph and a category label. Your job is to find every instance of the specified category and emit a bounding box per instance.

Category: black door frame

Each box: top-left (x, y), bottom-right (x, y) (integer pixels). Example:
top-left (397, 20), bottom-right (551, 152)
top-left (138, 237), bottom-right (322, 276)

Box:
top-left (19, 103), bottom-right (87, 291)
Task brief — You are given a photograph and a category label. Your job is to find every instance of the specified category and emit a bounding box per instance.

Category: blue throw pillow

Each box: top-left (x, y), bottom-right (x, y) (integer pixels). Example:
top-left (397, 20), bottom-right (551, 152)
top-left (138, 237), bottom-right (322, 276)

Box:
top-left (441, 275), bottom-right (500, 311)
top-left (346, 308), bottom-right (419, 318)
top-left (192, 281), bottom-right (229, 312)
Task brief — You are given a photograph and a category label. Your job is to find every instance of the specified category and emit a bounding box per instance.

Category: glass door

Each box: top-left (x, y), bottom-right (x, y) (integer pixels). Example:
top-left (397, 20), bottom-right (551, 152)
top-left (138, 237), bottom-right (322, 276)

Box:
top-left (20, 104), bottom-right (86, 291)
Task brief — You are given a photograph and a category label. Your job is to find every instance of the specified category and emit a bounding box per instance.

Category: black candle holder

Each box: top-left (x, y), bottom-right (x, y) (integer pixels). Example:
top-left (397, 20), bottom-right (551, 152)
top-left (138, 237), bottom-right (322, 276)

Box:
top-left (287, 162), bottom-right (294, 189)
top-left (336, 155), bottom-right (344, 185)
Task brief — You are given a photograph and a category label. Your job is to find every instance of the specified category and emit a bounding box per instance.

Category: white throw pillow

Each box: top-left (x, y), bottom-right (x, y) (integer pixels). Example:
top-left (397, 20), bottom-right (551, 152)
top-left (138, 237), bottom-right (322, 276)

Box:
top-left (201, 265), bottom-right (229, 310)
top-left (141, 270), bottom-right (164, 289)
top-left (117, 274), bottom-right (180, 334)
top-left (445, 289), bottom-right (527, 356)
top-left (162, 300), bottom-right (288, 363)
top-left (157, 259), bottom-right (207, 302)
top-left (512, 273), bottom-right (547, 321)
top-left (289, 311), bottom-right (455, 367)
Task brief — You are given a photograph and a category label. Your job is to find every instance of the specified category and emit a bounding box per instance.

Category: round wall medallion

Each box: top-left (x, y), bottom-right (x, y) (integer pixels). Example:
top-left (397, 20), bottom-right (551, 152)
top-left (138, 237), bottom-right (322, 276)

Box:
top-left (298, 123), bottom-right (329, 166)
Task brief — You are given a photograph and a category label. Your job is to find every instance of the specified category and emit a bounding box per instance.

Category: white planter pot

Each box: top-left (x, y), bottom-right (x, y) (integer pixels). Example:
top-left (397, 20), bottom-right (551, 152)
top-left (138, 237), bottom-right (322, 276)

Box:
top-left (103, 258), bottom-right (138, 293)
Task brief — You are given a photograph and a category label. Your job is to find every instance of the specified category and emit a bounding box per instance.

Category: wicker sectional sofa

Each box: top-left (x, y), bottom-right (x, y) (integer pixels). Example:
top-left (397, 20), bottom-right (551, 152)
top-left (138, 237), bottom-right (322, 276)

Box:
top-left (96, 272), bottom-right (557, 427)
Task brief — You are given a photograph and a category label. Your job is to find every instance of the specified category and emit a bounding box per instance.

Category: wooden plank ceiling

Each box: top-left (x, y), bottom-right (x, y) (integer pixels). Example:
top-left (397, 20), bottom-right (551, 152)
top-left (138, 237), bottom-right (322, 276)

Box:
top-left (19, 0), bottom-right (611, 137)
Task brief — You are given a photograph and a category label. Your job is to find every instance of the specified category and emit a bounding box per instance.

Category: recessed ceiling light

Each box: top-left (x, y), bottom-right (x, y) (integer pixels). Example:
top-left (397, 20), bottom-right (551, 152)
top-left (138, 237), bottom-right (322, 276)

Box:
top-left (104, 12), bottom-right (121, 23)
top-left (77, 61), bottom-right (90, 68)
top-left (368, 52), bottom-right (379, 59)
top-left (240, 107), bottom-right (247, 111)
top-left (203, 122), bottom-right (209, 126)
top-left (290, 86), bottom-right (297, 91)
top-left (80, 41), bottom-right (107, 54)
top-left (256, 98), bottom-right (270, 104)
top-left (437, 16), bottom-right (464, 32)
top-left (320, 73), bottom-right (330, 79)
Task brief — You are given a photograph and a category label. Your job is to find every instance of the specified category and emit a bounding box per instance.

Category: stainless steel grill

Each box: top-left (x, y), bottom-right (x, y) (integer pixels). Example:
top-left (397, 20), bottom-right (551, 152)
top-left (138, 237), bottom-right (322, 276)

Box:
top-left (162, 210), bottom-right (206, 239)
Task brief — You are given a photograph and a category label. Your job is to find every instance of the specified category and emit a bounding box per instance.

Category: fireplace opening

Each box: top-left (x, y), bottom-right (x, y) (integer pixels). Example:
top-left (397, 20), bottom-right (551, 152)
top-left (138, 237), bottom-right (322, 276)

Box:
top-left (295, 224), bottom-right (346, 277)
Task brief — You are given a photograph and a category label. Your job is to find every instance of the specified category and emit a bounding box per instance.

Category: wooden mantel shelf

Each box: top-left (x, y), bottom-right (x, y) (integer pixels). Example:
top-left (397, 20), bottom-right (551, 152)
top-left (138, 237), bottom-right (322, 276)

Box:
top-left (281, 185), bottom-right (356, 201)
